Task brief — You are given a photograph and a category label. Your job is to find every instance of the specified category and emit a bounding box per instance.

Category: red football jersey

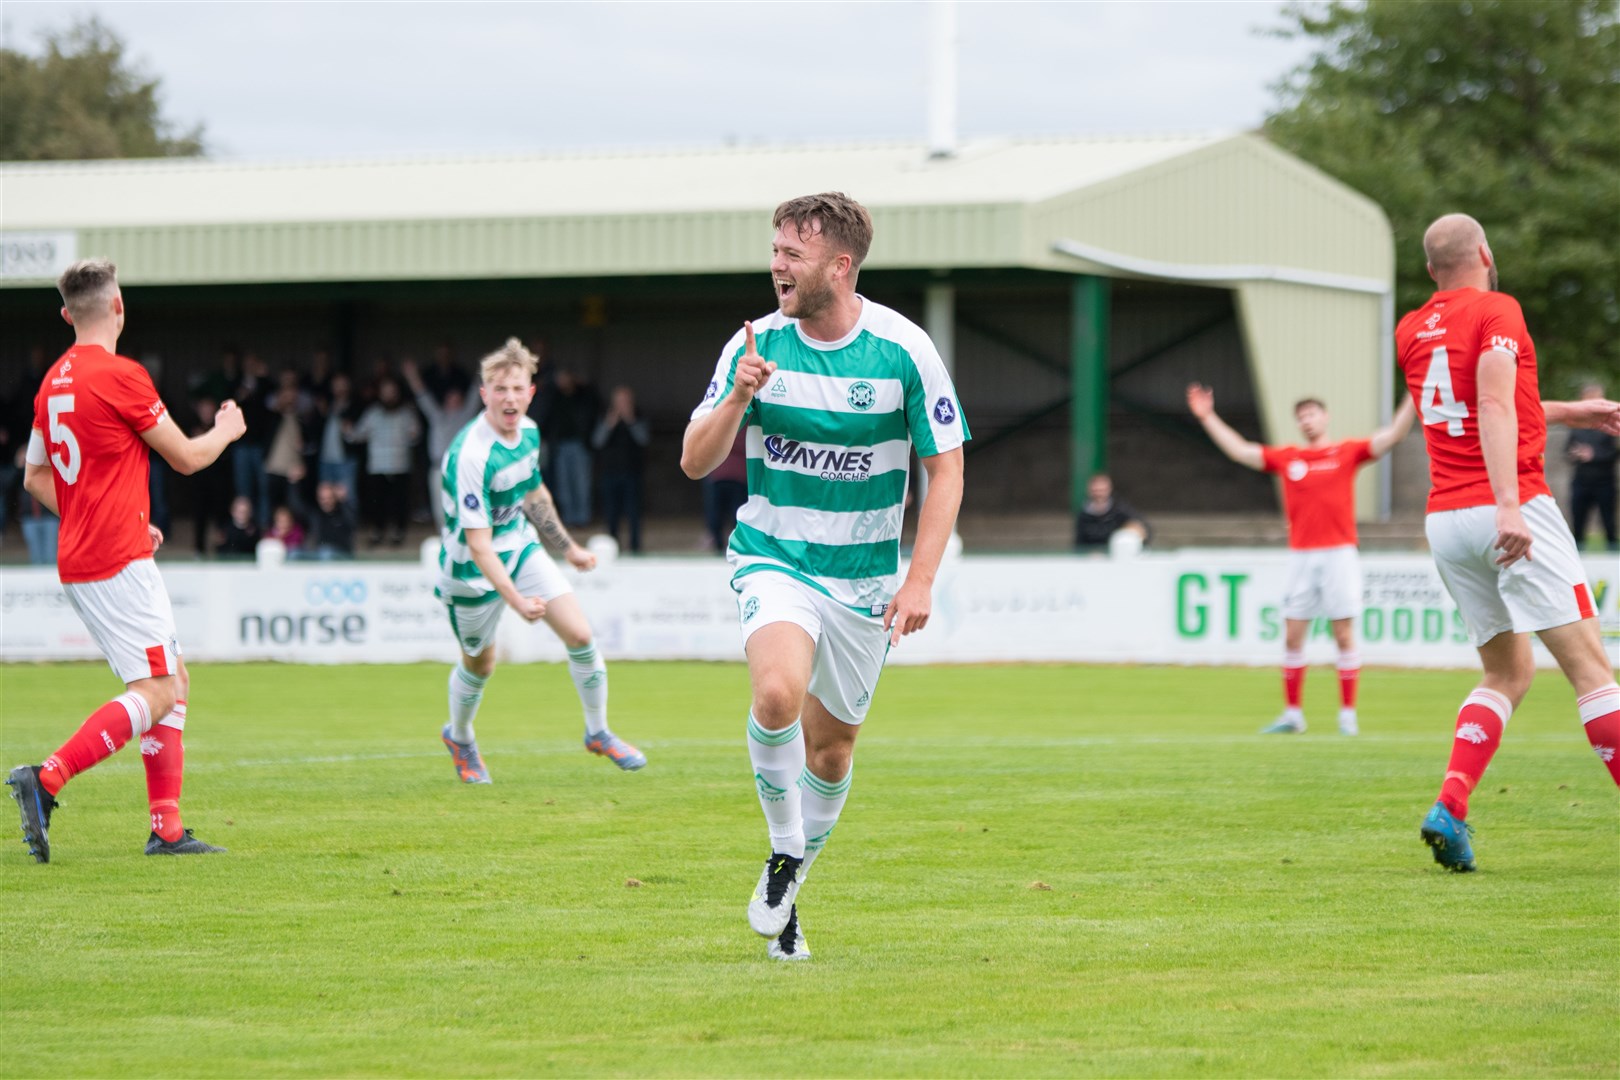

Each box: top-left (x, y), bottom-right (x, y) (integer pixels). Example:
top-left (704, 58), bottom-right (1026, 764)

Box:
top-left (1260, 439), bottom-right (1374, 550)
top-left (31, 344), bottom-right (167, 583)
top-left (1395, 288), bottom-right (1548, 513)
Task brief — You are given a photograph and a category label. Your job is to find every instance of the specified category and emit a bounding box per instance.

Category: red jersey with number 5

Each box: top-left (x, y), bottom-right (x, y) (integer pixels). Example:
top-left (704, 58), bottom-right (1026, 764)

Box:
top-left (32, 344), bottom-right (168, 583)
top-left (1395, 287), bottom-right (1548, 513)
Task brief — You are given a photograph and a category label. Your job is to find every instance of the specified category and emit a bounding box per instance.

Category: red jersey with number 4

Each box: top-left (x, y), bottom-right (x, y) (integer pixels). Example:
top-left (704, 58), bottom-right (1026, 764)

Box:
top-left (1396, 288), bottom-right (1548, 513)
top-left (1260, 439), bottom-right (1374, 550)
top-left (32, 344), bottom-right (167, 583)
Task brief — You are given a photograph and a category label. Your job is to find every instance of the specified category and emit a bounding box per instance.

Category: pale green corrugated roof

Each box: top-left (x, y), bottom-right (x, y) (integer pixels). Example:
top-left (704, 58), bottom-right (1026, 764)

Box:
top-left (1, 135), bottom-right (1224, 227)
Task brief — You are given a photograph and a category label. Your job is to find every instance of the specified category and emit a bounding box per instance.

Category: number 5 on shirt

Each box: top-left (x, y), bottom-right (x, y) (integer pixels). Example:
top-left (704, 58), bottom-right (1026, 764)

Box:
top-left (48, 393), bottom-right (81, 484)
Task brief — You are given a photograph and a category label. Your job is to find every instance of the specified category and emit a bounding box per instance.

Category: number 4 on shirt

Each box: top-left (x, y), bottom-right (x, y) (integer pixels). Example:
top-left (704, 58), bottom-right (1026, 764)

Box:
top-left (1419, 346), bottom-right (1469, 437)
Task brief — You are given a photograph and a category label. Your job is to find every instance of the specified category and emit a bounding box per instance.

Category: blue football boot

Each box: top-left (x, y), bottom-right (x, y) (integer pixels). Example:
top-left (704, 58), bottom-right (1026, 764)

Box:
top-left (1420, 800), bottom-right (1476, 872)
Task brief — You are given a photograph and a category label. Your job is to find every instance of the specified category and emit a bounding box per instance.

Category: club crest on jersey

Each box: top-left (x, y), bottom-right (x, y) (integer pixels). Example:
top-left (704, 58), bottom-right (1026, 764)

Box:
top-left (847, 380), bottom-right (876, 411)
top-left (1286, 460), bottom-right (1309, 482)
top-left (933, 397), bottom-right (956, 425)
top-left (464, 494), bottom-right (480, 510)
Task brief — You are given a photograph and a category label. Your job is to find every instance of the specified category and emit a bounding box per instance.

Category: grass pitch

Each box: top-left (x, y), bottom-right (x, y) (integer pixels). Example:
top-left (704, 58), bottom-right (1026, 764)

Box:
top-left (1, 661), bottom-right (1616, 1078)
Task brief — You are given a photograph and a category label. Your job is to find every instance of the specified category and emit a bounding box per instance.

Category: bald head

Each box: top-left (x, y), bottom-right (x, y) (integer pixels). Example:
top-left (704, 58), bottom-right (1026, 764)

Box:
top-left (1423, 214), bottom-right (1496, 290)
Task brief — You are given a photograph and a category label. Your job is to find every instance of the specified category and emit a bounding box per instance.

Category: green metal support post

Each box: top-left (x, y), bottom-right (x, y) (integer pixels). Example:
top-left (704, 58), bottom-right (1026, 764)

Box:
top-left (1070, 274), bottom-right (1111, 514)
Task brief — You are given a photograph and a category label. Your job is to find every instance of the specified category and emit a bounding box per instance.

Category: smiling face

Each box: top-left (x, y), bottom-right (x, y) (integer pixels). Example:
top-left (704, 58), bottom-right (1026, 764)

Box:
top-left (770, 220), bottom-right (845, 322)
top-left (481, 363), bottom-right (535, 439)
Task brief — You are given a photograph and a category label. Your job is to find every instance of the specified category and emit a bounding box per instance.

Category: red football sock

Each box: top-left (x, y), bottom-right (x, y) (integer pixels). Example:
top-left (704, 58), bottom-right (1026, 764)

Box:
top-left (142, 702), bottom-right (187, 841)
top-left (39, 693), bottom-right (150, 797)
top-left (1576, 684), bottom-right (1620, 786)
top-left (1438, 688), bottom-right (1511, 819)
top-left (1337, 651), bottom-right (1361, 709)
top-left (1283, 650), bottom-right (1306, 709)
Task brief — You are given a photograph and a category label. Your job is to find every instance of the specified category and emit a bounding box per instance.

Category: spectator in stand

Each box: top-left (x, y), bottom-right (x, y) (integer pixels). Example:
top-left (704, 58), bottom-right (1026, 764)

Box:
top-left (703, 427), bottom-right (748, 553)
top-left (1566, 381), bottom-right (1619, 551)
top-left (267, 505), bottom-right (305, 554)
top-left (402, 358), bottom-right (480, 528)
top-left (15, 440), bottom-right (58, 564)
top-left (316, 373), bottom-right (363, 511)
top-left (347, 375), bottom-right (420, 547)
top-left (1074, 473), bottom-right (1151, 552)
top-left (264, 377), bottom-right (309, 519)
top-left (543, 368), bottom-right (600, 526)
top-left (217, 495), bottom-right (261, 558)
top-left (191, 346), bottom-right (240, 410)
top-left (422, 342), bottom-right (467, 404)
top-left (592, 384), bottom-right (651, 553)
top-left (184, 397), bottom-right (235, 555)
top-left (0, 394), bottom-right (21, 548)
top-left (305, 348), bottom-right (334, 400)
top-left (231, 352), bottom-right (276, 526)
top-left (303, 481), bottom-right (357, 560)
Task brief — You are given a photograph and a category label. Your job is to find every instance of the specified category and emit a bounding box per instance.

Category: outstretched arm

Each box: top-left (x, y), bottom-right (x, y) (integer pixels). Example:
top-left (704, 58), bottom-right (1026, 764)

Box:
top-left (1368, 396), bottom-right (1418, 459)
top-left (1545, 396), bottom-right (1620, 435)
top-left (522, 483), bottom-right (596, 571)
top-left (1187, 383), bottom-right (1264, 471)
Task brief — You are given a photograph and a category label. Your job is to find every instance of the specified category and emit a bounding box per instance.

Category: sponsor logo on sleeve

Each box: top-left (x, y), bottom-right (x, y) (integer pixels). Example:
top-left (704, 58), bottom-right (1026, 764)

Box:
top-left (1489, 335), bottom-right (1520, 357)
top-left (932, 397), bottom-right (957, 425)
top-left (464, 493), bottom-right (480, 510)
top-left (704, 379), bottom-right (719, 401)
top-left (742, 596), bottom-right (760, 623)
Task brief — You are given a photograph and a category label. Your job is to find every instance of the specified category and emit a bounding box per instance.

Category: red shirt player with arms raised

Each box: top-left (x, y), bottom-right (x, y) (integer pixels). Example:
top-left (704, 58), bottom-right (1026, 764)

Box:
top-left (8, 258), bottom-right (246, 864)
top-left (1399, 213), bottom-right (1620, 872)
top-left (1188, 384), bottom-right (1416, 735)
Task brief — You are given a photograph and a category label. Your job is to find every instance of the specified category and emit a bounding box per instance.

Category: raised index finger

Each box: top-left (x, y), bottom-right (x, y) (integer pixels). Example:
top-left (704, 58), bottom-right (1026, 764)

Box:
top-left (743, 321), bottom-right (757, 357)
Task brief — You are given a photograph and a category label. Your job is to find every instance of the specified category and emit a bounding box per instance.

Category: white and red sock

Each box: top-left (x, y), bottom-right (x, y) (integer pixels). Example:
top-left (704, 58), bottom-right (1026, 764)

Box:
top-left (39, 692), bottom-right (151, 797)
top-left (1576, 683), bottom-right (1620, 785)
top-left (1283, 650), bottom-right (1306, 709)
top-left (142, 701), bottom-right (186, 842)
top-left (1438, 688), bottom-right (1511, 819)
top-left (1337, 650), bottom-right (1362, 709)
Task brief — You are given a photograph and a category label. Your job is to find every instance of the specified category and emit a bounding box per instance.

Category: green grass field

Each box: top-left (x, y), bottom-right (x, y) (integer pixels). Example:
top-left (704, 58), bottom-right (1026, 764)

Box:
top-left (1, 661), bottom-right (1616, 1078)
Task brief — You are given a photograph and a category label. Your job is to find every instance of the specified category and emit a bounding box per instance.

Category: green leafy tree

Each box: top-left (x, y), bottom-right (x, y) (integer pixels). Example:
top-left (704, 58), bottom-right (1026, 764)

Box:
top-left (1265, 0), bottom-right (1620, 390)
top-left (0, 17), bottom-right (204, 161)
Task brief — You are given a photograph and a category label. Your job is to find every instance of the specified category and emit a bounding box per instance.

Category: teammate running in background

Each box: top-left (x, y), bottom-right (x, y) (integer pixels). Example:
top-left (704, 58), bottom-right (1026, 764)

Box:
top-left (8, 258), bottom-right (247, 862)
top-left (1398, 213), bottom-right (1620, 872)
top-left (681, 192), bottom-right (968, 961)
top-left (434, 338), bottom-right (645, 784)
top-left (1188, 384), bottom-right (1416, 735)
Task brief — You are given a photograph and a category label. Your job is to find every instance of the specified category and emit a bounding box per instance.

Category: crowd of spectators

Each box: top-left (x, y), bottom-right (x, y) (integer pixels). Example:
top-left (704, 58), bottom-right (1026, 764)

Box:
top-left (0, 341), bottom-right (654, 564)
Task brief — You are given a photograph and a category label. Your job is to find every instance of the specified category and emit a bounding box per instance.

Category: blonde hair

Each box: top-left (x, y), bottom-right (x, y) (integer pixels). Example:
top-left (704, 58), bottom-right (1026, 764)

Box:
top-left (57, 258), bottom-right (120, 321)
top-left (479, 337), bottom-right (539, 383)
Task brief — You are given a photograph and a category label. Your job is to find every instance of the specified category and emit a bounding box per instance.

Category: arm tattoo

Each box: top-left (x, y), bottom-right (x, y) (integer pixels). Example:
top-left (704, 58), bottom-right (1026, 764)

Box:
top-left (523, 488), bottom-right (575, 556)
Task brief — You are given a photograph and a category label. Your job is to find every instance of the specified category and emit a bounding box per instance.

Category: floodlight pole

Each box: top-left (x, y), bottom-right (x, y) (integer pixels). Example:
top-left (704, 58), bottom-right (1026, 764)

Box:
top-left (928, 0), bottom-right (957, 159)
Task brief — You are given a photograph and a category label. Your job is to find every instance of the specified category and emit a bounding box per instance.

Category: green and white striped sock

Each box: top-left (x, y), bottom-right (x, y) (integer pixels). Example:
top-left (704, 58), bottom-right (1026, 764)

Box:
top-left (747, 712), bottom-right (805, 858)
top-left (800, 764), bottom-right (852, 876)
top-left (566, 642), bottom-right (608, 735)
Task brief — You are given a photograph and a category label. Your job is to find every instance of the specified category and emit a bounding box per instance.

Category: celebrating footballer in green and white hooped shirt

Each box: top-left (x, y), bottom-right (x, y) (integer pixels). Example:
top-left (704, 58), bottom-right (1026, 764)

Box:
top-left (682, 192), bottom-right (969, 961)
top-left (434, 338), bottom-right (646, 783)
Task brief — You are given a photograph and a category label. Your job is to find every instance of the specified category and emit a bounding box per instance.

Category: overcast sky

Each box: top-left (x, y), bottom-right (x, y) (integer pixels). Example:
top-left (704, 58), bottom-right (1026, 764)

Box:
top-left (3, 1), bottom-right (1315, 160)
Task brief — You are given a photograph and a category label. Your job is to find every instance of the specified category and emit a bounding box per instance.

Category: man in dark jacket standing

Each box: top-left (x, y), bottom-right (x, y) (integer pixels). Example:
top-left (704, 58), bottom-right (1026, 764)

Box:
top-left (1567, 382), bottom-right (1619, 551)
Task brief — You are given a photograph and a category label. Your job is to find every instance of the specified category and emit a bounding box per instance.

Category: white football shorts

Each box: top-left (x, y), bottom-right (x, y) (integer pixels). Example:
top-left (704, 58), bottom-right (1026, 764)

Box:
top-left (444, 548), bottom-right (573, 657)
top-left (1281, 545), bottom-right (1362, 622)
top-left (735, 570), bottom-right (889, 725)
top-left (62, 558), bottom-right (181, 684)
top-left (1426, 494), bottom-right (1597, 647)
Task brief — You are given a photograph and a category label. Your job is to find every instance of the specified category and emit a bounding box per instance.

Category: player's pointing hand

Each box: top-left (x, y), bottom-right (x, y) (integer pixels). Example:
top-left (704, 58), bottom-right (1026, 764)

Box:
top-left (215, 399), bottom-right (248, 442)
top-left (728, 321), bottom-right (777, 404)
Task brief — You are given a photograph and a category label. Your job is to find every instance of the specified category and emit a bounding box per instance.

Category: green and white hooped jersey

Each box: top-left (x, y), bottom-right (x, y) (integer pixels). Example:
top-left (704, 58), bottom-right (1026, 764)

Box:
top-left (691, 298), bottom-right (970, 612)
top-left (435, 414), bottom-right (543, 606)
